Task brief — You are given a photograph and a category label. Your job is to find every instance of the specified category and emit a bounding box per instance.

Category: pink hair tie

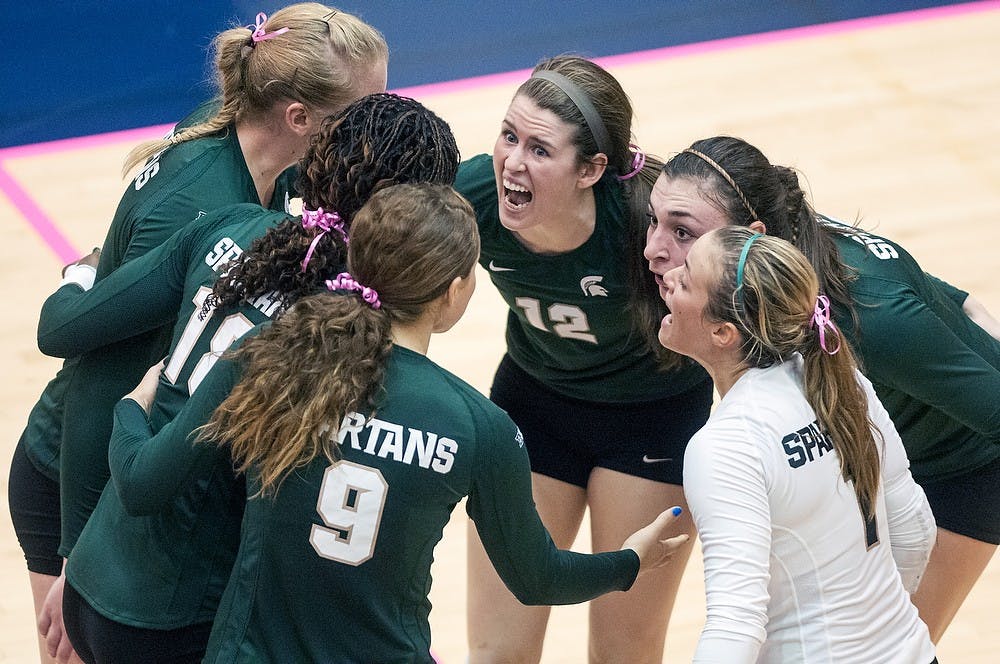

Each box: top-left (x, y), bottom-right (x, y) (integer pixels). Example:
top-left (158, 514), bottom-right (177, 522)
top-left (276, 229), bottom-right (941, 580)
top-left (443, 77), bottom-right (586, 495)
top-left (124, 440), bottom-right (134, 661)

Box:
top-left (616, 143), bottom-right (646, 181)
top-left (249, 12), bottom-right (289, 43)
top-left (810, 295), bottom-right (841, 355)
top-left (300, 206), bottom-right (348, 272)
top-left (326, 272), bottom-right (381, 310)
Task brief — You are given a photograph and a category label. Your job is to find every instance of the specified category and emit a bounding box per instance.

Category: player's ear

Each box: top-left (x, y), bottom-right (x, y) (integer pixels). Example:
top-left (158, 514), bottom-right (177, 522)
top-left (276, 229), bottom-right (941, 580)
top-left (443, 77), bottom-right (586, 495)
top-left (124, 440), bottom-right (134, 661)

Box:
top-left (577, 154), bottom-right (607, 188)
top-left (284, 102), bottom-right (311, 137)
top-left (439, 273), bottom-right (472, 314)
top-left (711, 320), bottom-right (742, 351)
top-left (748, 219), bottom-right (768, 235)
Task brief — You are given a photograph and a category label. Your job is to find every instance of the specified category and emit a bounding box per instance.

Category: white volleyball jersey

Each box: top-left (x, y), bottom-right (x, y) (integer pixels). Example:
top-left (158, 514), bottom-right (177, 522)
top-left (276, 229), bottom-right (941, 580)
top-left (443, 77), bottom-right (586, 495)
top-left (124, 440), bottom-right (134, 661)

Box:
top-left (684, 356), bottom-right (936, 664)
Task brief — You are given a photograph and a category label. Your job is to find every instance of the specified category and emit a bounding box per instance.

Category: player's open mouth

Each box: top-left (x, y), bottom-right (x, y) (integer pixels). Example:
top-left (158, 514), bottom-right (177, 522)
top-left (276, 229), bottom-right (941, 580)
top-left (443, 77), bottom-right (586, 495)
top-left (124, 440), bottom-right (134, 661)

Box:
top-left (503, 179), bottom-right (532, 209)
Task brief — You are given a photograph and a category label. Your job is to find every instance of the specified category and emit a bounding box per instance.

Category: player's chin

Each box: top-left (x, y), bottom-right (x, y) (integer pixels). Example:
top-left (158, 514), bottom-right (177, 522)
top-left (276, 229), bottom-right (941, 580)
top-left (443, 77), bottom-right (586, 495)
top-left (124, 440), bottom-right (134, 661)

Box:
top-left (498, 204), bottom-right (536, 232)
top-left (657, 314), bottom-right (673, 349)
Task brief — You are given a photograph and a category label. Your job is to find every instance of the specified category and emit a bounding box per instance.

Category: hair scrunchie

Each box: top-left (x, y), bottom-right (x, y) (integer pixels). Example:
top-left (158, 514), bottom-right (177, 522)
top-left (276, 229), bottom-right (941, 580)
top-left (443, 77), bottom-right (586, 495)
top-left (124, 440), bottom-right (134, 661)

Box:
top-left (616, 143), bottom-right (646, 181)
top-left (326, 272), bottom-right (381, 309)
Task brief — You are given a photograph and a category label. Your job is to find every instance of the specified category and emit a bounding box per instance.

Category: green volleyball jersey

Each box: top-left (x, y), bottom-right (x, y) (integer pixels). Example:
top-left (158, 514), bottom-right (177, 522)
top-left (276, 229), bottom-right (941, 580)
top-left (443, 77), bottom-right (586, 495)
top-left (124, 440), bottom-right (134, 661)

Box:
top-left (45, 204), bottom-right (293, 628)
top-left (44, 117), bottom-right (293, 556)
top-left (37, 204), bottom-right (288, 362)
top-left (23, 109), bottom-right (292, 482)
top-left (826, 218), bottom-right (1000, 481)
top-left (455, 154), bottom-right (705, 402)
top-left (102, 342), bottom-right (639, 662)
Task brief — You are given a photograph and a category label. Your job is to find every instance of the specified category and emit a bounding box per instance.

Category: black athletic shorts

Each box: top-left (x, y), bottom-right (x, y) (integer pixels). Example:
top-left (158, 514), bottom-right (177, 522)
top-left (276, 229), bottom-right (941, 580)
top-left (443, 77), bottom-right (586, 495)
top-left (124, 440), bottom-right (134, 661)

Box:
top-left (489, 354), bottom-right (713, 487)
top-left (7, 432), bottom-right (63, 576)
top-left (919, 456), bottom-right (1000, 545)
top-left (63, 581), bottom-right (212, 664)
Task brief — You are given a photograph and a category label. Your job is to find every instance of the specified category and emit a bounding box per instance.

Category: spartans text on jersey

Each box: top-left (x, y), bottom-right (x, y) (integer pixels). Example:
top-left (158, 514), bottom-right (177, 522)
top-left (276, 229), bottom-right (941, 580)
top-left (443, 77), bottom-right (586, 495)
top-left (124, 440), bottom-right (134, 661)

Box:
top-left (334, 413), bottom-right (457, 474)
top-left (782, 420), bottom-right (834, 469)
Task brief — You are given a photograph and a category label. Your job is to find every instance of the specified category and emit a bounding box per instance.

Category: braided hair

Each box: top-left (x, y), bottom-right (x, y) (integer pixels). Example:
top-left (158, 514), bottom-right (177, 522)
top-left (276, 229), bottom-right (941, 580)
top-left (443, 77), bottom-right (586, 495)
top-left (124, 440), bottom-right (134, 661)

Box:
top-left (206, 93), bottom-right (460, 314)
top-left (200, 184), bottom-right (479, 495)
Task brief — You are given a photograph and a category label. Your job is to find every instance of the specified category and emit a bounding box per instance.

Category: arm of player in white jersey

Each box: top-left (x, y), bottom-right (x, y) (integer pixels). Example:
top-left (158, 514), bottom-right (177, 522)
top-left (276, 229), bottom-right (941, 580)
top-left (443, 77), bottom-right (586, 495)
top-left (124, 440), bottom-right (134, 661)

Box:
top-left (684, 429), bottom-right (769, 663)
top-left (862, 374), bottom-right (936, 592)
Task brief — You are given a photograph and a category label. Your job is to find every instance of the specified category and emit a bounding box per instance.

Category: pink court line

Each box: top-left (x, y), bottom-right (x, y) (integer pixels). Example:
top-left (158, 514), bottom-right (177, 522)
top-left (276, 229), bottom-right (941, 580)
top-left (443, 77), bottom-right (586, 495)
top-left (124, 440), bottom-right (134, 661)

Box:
top-left (0, 124), bottom-right (172, 264)
top-left (0, 166), bottom-right (80, 263)
top-left (2, 0), bottom-right (996, 262)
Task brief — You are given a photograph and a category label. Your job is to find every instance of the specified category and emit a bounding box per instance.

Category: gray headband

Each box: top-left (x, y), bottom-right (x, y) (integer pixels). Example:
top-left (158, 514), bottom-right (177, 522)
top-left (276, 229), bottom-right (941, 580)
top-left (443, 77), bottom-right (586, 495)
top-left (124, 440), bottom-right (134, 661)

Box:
top-left (530, 70), bottom-right (612, 157)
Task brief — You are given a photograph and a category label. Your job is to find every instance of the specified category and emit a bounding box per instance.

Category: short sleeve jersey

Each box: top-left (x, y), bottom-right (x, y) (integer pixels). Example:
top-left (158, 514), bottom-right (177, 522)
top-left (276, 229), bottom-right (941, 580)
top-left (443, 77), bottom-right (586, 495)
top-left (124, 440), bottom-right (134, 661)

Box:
top-left (454, 154), bottom-right (705, 402)
top-left (52, 204), bottom-right (292, 628)
top-left (46, 116), bottom-right (295, 556)
top-left (684, 358), bottom-right (935, 664)
top-left (825, 219), bottom-right (1000, 481)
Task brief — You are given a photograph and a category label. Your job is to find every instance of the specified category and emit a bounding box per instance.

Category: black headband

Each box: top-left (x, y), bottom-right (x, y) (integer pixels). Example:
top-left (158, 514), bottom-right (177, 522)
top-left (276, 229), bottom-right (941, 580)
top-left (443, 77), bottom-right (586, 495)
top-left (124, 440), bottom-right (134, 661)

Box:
top-left (530, 70), bottom-right (612, 157)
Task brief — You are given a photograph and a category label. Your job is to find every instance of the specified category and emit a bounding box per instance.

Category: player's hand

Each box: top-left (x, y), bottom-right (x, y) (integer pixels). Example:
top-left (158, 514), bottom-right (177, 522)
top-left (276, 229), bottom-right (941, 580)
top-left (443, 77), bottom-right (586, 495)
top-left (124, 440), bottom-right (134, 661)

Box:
top-left (123, 359), bottom-right (166, 414)
top-left (61, 247), bottom-right (101, 277)
top-left (621, 506), bottom-right (692, 577)
top-left (38, 571), bottom-right (83, 663)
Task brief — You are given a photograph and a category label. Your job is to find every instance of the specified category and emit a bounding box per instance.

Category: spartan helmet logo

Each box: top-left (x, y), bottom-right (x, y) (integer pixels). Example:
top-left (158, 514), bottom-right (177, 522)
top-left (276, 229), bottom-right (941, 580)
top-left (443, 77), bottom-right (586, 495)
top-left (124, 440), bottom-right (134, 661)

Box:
top-left (580, 275), bottom-right (608, 297)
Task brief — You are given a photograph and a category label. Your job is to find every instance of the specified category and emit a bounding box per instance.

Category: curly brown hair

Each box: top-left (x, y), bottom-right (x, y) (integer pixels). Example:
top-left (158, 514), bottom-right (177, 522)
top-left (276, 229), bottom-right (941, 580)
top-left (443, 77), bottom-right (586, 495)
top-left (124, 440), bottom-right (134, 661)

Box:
top-left (199, 184), bottom-right (478, 494)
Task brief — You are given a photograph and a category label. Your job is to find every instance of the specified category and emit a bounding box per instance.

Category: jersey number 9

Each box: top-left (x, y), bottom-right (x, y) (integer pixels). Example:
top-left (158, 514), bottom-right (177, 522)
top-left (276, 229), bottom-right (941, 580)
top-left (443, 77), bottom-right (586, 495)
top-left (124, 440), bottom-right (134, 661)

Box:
top-left (310, 461), bottom-right (389, 565)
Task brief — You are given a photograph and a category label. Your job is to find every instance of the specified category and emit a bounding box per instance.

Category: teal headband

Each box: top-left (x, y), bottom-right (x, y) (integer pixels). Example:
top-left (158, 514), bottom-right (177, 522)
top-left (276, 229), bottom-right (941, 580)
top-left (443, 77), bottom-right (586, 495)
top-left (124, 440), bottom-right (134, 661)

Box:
top-left (735, 233), bottom-right (763, 308)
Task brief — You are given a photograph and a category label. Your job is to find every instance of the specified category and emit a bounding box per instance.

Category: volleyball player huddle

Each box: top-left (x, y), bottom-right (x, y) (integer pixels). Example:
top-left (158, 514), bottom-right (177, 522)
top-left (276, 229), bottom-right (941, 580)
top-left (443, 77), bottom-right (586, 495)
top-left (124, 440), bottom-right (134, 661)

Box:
top-left (9, 3), bottom-right (1000, 663)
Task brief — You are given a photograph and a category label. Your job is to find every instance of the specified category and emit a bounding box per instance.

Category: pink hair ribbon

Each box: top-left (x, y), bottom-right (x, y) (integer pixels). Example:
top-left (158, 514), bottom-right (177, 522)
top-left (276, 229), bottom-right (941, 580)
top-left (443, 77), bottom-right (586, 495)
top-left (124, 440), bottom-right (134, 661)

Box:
top-left (249, 12), bottom-right (289, 43)
top-left (326, 272), bottom-right (381, 310)
top-left (811, 295), bottom-right (841, 355)
top-left (616, 143), bottom-right (647, 181)
top-left (300, 206), bottom-right (347, 272)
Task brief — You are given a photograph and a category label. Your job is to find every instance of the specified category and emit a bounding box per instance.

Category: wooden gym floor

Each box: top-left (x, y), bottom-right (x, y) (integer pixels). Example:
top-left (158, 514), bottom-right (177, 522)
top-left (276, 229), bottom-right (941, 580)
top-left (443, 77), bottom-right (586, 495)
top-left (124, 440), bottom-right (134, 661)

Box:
top-left (1, 2), bottom-right (998, 661)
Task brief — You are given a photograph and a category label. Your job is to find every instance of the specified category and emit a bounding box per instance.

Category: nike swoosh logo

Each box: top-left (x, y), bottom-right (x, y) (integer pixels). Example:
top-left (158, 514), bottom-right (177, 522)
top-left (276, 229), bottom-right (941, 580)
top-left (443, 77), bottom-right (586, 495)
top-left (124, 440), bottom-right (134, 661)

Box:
top-left (488, 260), bottom-right (515, 272)
top-left (642, 455), bottom-right (672, 464)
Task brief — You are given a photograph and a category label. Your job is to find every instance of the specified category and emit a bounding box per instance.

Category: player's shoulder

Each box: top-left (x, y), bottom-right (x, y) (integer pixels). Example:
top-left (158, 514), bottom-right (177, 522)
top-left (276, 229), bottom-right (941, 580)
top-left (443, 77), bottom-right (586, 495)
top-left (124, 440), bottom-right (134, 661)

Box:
top-left (455, 153), bottom-right (493, 183)
top-left (147, 129), bottom-right (231, 176)
top-left (199, 203), bottom-right (286, 228)
top-left (173, 203), bottom-right (268, 244)
top-left (105, 117), bottom-right (240, 251)
top-left (708, 363), bottom-right (805, 436)
top-left (398, 348), bottom-right (513, 431)
top-left (454, 155), bottom-right (497, 210)
top-left (823, 216), bottom-right (917, 268)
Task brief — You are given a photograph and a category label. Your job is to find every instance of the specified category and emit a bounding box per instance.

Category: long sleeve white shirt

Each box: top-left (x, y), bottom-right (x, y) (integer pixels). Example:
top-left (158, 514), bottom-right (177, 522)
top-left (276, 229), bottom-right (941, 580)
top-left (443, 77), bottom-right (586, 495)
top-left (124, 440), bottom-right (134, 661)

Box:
top-left (685, 356), bottom-right (936, 663)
